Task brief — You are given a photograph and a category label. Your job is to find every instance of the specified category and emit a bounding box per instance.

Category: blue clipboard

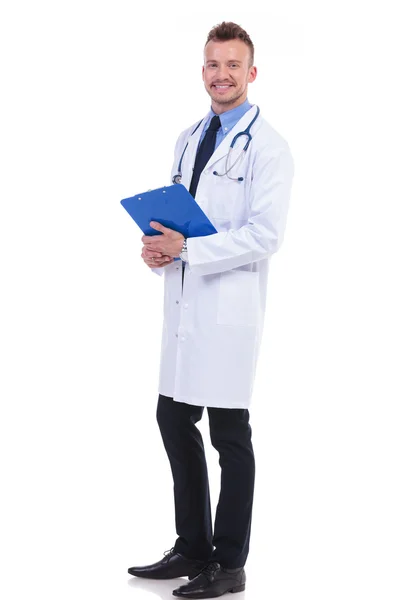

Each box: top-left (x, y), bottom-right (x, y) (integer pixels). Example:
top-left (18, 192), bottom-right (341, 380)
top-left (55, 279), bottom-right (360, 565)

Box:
top-left (121, 184), bottom-right (218, 261)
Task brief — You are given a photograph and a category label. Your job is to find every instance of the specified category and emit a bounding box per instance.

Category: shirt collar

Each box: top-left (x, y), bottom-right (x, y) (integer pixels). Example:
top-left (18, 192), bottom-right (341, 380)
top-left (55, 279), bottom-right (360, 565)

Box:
top-left (205, 98), bottom-right (252, 136)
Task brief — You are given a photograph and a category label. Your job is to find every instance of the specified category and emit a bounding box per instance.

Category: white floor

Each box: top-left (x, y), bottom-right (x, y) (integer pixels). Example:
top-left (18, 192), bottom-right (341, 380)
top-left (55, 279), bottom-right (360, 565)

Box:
top-left (127, 574), bottom-right (247, 600)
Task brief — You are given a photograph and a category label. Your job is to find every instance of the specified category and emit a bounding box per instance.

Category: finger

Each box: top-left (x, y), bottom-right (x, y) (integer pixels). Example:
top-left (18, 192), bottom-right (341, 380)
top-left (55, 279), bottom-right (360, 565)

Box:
top-left (149, 221), bottom-right (170, 234)
top-left (144, 246), bottom-right (163, 255)
top-left (145, 257), bottom-right (173, 268)
top-left (142, 247), bottom-right (162, 257)
top-left (150, 257), bottom-right (168, 264)
top-left (142, 234), bottom-right (157, 243)
top-left (143, 240), bottom-right (159, 249)
top-left (143, 255), bottom-right (173, 265)
top-left (144, 249), bottom-right (163, 258)
top-left (156, 255), bottom-right (173, 263)
top-left (154, 260), bottom-right (171, 267)
top-left (158, 257), bottom-right (174, 267)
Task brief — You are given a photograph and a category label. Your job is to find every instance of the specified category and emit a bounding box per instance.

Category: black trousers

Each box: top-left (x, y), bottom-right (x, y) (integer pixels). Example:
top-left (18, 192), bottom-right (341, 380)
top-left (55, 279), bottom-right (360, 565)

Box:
top-left (156, 393), bottom-right (256, 569)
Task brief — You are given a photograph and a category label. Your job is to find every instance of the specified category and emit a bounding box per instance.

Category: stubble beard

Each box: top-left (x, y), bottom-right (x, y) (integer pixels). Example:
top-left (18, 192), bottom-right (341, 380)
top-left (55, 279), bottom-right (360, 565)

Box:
top-left (208, 84), bottom-right (246, 109)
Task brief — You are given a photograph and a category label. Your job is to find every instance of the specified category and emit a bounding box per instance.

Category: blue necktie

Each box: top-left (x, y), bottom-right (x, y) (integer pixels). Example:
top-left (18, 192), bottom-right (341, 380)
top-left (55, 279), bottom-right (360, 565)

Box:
top-left (189, 115), bottom-right (221, 198)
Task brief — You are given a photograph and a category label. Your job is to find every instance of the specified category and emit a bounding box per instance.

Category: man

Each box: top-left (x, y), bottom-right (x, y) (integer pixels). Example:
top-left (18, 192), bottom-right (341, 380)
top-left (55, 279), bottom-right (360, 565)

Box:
top-left (128, 21), bottom-right (294, 599)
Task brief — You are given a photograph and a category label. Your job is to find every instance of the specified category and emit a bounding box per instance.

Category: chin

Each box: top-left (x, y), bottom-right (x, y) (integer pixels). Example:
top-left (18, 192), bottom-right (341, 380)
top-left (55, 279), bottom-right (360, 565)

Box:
top-left (212, 94), bottom-right (240, 106)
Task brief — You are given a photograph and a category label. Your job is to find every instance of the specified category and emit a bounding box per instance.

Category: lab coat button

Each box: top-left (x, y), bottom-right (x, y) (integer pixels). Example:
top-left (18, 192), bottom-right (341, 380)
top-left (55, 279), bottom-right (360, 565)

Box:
top-left (181, 337), bottom-right (185, 342)
top-left (176, 300), bottom-right (179, 304)
top-left (184, 303), bottom-right (188, 309)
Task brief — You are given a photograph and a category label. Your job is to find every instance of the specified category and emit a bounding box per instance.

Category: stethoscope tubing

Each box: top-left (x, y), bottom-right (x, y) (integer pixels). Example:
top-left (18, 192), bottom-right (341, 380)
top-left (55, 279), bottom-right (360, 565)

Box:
top-left (172, 105), bottom-right (260, 185)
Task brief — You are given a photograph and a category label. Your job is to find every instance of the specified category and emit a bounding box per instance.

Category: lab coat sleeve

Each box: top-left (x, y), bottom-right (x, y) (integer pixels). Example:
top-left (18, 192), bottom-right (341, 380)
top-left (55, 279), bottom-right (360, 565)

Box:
top-left (186, 144), bottom-right (295, 276)
top-left (150, 129), bottom-right (187, 277)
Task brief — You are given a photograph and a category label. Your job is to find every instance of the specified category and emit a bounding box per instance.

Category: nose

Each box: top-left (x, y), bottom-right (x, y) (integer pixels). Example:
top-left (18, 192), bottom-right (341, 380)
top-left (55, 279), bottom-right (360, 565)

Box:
top-left (215, 64), bottom-right (231, 81)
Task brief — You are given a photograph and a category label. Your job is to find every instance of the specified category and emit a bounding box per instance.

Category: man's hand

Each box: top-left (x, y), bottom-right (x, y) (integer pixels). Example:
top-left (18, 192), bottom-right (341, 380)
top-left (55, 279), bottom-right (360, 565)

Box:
top-left (141, 221), bottom-right (185, 258)
top-left (141, 246), bottom-right (174, 269)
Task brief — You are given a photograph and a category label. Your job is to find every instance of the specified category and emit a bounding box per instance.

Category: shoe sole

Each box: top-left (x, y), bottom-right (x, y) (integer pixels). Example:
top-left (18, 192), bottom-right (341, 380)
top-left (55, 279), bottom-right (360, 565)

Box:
top-left (127, 566), bottom-right (204, 580)
top-left (172, 583), bottom-right (246, 598)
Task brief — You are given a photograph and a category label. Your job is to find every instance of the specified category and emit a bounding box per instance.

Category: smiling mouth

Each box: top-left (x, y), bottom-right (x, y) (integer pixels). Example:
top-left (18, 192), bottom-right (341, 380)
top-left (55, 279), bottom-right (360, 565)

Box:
top-left (212, 84), bottom-right (234, 92)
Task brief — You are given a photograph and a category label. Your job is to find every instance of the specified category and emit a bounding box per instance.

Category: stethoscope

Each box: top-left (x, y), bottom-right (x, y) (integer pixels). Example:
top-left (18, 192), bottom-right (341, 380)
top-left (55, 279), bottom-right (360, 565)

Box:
top-left (172, 105), bottom-right (260, 185)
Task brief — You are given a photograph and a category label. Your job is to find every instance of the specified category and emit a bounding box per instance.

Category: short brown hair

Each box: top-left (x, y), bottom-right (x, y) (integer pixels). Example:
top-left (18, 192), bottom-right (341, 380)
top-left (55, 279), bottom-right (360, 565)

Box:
top-left (205, 21), bottom-right (254, 67)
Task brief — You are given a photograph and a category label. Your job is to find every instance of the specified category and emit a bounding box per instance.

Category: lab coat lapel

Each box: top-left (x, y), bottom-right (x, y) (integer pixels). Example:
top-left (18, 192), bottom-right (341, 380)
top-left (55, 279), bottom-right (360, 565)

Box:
top-left (181, 117), bottom-right (207, 190)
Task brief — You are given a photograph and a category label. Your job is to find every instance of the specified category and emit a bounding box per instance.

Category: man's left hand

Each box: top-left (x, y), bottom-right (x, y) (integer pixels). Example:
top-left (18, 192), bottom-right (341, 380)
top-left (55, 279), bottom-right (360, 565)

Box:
top-left (142, 221), bottom-right (184, 258)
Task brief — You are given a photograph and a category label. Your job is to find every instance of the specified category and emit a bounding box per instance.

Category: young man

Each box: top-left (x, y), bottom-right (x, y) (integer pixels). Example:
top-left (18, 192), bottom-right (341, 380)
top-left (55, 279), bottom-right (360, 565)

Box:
top-left (129, 21), bottom-right (294, 598)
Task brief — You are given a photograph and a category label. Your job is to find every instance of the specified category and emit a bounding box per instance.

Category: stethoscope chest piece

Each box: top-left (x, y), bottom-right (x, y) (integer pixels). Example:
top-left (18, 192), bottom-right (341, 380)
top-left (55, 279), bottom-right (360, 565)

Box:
top-left (212, 171), bottom-right (244, 182)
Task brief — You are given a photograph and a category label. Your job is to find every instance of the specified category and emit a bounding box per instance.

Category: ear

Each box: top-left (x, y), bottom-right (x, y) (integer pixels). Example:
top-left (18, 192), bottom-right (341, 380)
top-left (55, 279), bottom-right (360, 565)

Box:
top-left (248, 66), bottom-right (257, 83)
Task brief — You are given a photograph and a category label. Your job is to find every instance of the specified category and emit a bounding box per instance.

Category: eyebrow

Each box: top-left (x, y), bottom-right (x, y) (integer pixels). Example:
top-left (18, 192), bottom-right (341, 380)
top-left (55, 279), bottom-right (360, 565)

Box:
top-left (206, 59), bottom-right (242, 64)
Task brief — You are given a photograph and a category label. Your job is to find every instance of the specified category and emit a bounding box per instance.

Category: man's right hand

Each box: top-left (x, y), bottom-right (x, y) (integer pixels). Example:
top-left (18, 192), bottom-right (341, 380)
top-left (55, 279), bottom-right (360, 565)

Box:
top-left (141, 246), bottom-right (174, 269)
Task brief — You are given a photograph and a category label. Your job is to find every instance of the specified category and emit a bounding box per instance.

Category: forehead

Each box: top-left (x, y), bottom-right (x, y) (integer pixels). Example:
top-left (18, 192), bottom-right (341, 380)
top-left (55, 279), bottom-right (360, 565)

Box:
top-left (204, 39), bottom-right (250, 62)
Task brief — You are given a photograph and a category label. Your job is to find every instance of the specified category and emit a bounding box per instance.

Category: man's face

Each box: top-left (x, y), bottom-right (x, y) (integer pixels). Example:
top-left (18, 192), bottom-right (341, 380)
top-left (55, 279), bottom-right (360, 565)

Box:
top-left (202, 39), bottom-right (257, 113)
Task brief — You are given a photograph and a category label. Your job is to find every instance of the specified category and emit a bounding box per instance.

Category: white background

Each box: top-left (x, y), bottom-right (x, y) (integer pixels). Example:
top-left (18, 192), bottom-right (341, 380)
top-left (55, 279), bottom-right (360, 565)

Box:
top-left (0, 1), bottom-right (399, 599)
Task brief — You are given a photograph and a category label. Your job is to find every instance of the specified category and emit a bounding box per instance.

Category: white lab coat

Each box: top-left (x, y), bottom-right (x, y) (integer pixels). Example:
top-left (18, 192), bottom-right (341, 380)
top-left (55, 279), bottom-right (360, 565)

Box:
top-left (151, 104), bottom-right (294, 408)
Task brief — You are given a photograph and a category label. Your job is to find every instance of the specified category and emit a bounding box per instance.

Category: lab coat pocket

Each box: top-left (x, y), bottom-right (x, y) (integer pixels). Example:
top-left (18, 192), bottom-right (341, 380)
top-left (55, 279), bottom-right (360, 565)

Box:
top-left (217, 270), bottom-right (259, 326)
top-left (207, 177), bottom-right (247, 221)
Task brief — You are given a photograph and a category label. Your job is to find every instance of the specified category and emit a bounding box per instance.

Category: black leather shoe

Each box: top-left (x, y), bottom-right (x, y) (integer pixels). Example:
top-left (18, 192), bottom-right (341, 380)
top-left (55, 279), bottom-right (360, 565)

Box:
top-left (127, 547), bottom-right (207, 580)
top-left (172, 561), bottom-right (246, 598)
